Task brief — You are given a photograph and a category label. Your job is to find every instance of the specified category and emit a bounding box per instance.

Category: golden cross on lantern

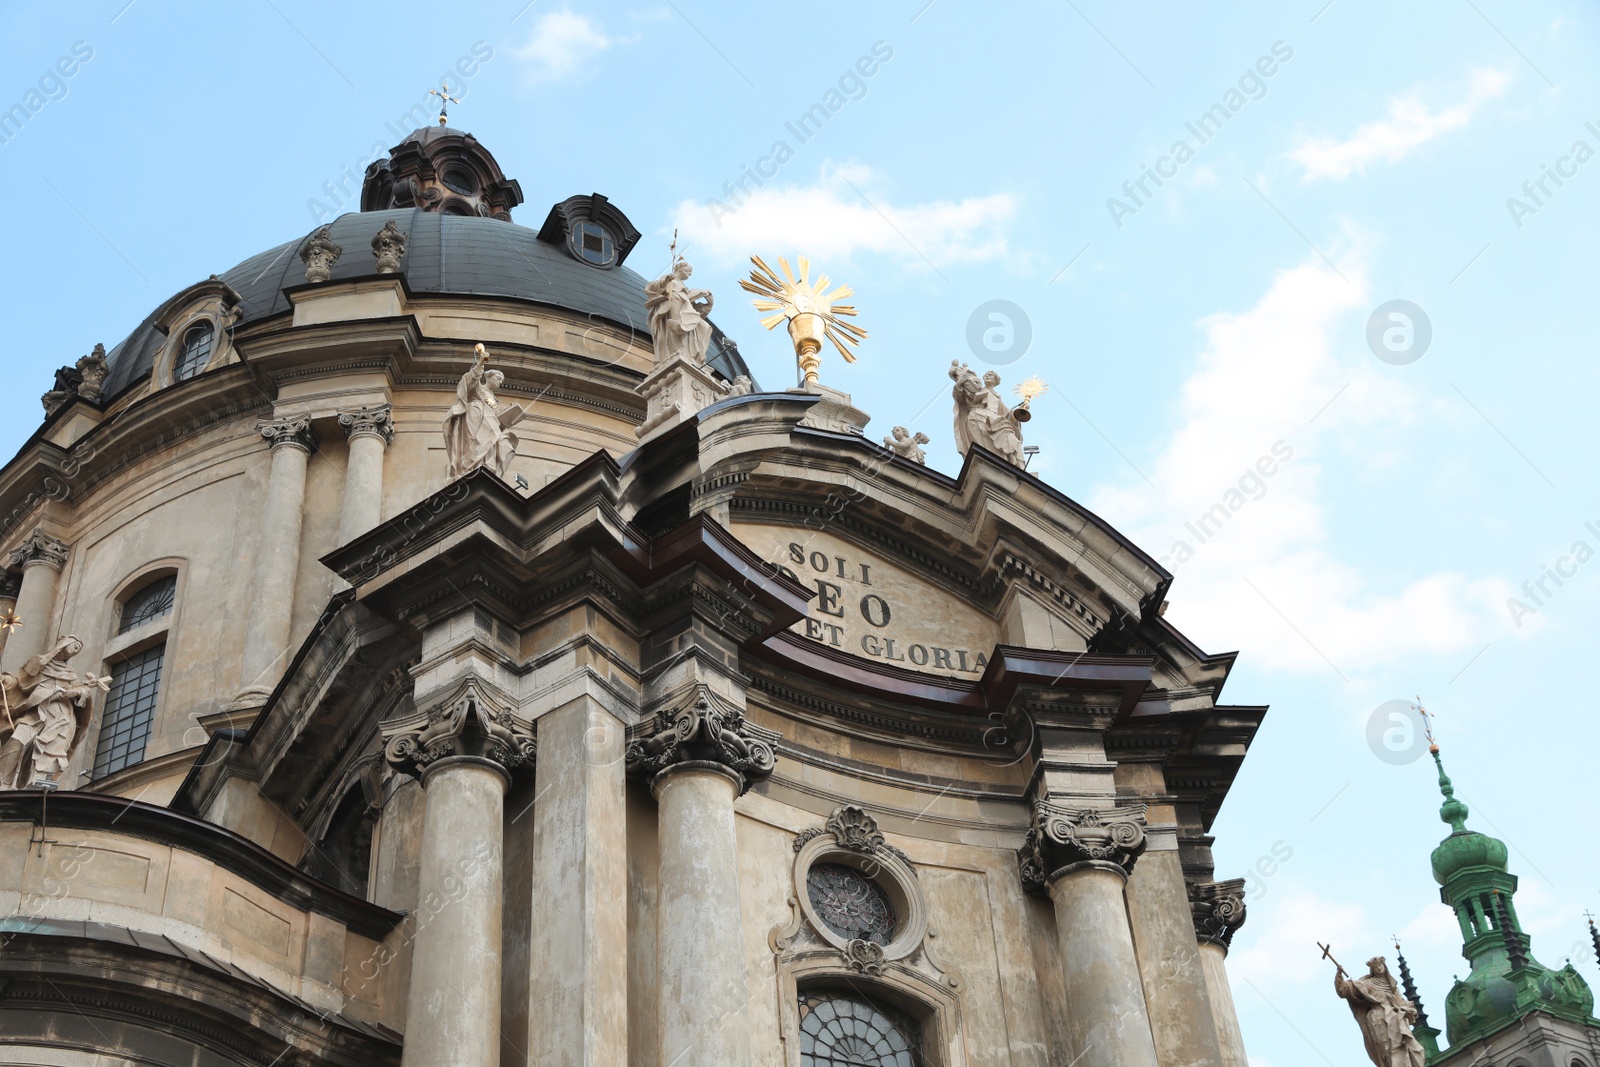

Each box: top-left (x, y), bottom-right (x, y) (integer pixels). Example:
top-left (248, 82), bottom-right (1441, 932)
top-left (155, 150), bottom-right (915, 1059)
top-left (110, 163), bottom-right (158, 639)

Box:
top-left (429, 82), bottom-right (461, 126)
top-left (1415, 695), bottom-right (1437, 751)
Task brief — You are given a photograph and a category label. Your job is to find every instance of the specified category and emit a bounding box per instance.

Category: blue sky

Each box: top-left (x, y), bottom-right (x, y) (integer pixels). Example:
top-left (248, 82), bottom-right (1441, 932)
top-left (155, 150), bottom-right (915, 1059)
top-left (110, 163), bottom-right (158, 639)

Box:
top-left (3, 2), bottom-right (1597, 1062)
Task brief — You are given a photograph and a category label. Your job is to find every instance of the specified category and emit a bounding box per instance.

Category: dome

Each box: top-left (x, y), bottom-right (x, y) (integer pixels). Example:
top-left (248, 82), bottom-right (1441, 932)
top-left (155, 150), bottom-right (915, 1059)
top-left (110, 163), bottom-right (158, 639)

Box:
top-left (1430, 829), bottom-right (1508, 885)
top-left (94, 210), bottom-right (752, 404)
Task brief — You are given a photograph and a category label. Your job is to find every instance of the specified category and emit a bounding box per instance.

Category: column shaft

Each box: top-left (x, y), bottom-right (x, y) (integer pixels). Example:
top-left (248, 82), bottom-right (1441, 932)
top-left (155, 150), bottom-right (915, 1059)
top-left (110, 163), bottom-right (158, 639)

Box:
top-left (0, 561), bottom-right (64, 673)
top-left (527, 699), bottom-right (629, 1067)
top-left (402, 758), bottom-right (507, 1067)
top-left (1198, 942), bottom-right (1249, 1067)
top-left (236, 425), bottom-right (311, 701)
top-left (655, 764), bottom-right (752, 1066)
top-left (1049, 865), bottom-right (1161, 1067)
top-left (1125, 848), bottom-right (1225, 1067)
top-left (337, 406), bottom-right (392, 546)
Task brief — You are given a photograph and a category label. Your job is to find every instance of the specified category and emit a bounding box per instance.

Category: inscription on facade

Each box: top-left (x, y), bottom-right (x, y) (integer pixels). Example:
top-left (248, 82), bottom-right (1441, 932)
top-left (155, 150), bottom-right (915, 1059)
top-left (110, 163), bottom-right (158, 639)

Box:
top-left (732, 523), bottom-right (998, 677)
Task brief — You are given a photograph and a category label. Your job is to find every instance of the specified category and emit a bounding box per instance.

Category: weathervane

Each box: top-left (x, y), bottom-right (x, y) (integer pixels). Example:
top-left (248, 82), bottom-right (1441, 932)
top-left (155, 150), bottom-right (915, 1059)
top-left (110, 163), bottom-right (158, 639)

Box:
top-left (741, 255), bottom-right (866, 387)
top-left (429, 82), bottom-right (461, 126)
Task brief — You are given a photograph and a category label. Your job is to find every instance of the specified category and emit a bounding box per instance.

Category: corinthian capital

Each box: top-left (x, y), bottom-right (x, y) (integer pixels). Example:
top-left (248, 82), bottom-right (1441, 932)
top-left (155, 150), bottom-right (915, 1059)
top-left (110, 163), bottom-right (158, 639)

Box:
top-left (626, 686), bottom-right (778, 794)
top-left (8, 530), bottom-right (70, 572)
top-left (383, 679), bottom-right (536, 782)
top-left (259, 414), bottom-right (316, 453)
top-left (1189, 878), bottom-right (1247, 950)
top-left (1019, 800), bottom-right (1148, 891)
top-left (338, 404), bottom-right (395, 446)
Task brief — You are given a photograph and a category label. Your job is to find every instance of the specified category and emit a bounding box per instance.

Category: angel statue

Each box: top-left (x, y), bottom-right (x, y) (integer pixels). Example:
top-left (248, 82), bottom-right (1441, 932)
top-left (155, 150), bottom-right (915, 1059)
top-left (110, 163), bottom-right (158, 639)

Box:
top-left (644, 255), bottom-right (715, 367)
top-left (1324, 947), bottom-right (1426, 1067)
top-left (444, 344), bottom-right (527, 480)
top-left (883, 426), bottom-right (929, 464)
top-left (949, 361), bottom-right (1026, 468)
top-left (0, 635), bottom-right (110, 790)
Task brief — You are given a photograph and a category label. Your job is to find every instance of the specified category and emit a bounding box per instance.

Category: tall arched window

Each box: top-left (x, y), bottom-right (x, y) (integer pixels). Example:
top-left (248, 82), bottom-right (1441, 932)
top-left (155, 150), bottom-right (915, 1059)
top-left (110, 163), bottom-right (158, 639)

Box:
top-left (173, 321), bottom-right (215, 382)
top-left (93, 574), bottom-right (178, 778)
top-left (799, 991), bottom-right (921, 1067)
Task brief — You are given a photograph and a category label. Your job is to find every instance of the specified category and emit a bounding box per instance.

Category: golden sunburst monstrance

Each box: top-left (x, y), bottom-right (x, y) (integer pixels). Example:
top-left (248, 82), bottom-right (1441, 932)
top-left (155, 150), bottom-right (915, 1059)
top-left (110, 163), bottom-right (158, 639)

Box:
top-left (740, 255), bottom-right (867, 387)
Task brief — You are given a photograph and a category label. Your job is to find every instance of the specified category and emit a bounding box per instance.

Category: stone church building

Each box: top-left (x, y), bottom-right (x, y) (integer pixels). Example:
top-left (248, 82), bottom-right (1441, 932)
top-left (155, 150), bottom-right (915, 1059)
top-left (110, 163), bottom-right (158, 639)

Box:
top-left (0, 123), bottom-right (1264, 1067)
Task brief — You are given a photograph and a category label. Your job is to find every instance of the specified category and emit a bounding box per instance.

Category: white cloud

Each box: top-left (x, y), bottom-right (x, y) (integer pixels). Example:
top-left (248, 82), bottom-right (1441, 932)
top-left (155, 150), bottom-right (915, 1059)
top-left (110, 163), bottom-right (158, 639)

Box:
top-left (1289, 68), bottom-right (1512, 181)
top-left (668, 163), bottom-right (1017, 270)
top-left (1087, 241), bottom-right (1509, 676)
top-left (515, 10), bottom-right (615, 83)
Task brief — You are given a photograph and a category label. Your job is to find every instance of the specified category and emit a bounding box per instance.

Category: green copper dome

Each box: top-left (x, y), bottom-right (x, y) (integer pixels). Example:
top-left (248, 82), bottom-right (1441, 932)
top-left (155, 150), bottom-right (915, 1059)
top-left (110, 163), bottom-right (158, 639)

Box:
top-left (1428, 753), bottom-right (1508, 884)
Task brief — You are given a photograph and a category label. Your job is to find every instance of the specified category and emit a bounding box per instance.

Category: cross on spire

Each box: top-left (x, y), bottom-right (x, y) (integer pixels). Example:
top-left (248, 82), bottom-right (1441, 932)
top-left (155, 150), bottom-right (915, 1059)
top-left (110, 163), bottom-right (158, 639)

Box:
top-left (429, 82), bottom-right (461, 126)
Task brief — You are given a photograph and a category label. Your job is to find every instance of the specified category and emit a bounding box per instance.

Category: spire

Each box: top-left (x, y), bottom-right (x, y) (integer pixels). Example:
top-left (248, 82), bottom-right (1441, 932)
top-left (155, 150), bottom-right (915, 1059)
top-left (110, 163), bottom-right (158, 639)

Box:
top-left (1422, 699), bottom-right (1469, 833)
top-left (1492, 890), bottom-right (1529, 971)
top-left (1395, 937), bottom-right (1442, 1058)
top-left (1589, 912), bottom-right (1600, 967)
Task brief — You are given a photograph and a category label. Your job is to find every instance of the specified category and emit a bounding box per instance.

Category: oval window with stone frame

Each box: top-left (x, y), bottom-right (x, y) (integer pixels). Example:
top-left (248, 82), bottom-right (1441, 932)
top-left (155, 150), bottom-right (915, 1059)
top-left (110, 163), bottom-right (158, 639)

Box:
top-left (806, 862), bottom-right (897, 945)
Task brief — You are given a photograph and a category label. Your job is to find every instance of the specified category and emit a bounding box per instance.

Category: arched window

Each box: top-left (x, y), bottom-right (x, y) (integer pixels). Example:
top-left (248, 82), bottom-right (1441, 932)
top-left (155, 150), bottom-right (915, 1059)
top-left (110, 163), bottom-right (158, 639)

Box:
top-left (799, 990), bottom-right (921, 1067)
top-left (173, 321), bottom-right (215, 382)
top-left (93, 644), bottom-right (164, 777)
top-left (119, 574), bottom-right (176, 633)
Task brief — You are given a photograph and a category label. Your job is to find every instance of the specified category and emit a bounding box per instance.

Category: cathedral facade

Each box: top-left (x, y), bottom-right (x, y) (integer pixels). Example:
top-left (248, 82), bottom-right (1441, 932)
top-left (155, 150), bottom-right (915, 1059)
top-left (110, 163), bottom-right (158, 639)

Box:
top-left (0, 125), bottom-right (1262, 1067)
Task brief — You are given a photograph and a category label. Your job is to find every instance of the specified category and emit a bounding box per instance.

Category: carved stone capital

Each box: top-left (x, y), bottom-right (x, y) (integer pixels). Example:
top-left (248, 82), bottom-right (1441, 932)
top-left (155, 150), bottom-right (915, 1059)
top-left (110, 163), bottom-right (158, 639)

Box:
top-left (8, 531), bottom-right (70, 572)
top-left (338, 404), bottom-right (395, 446)
top-left (1018, 800), bottom-right (1148, 892)
top-left (626, 685), bottom-right (778, 794)
top-left (1189, 878), bottom-right (1247, 950)
top-left (259, 414), bottom-right (317, 453)
top-left (382, 679), bottom-right (536, 782)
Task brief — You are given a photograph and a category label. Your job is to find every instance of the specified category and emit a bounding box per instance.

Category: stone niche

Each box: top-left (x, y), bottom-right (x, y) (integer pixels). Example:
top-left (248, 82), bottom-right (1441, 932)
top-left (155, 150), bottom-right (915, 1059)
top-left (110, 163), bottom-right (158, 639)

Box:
top-left (730, 522), bottom-right (999, 679)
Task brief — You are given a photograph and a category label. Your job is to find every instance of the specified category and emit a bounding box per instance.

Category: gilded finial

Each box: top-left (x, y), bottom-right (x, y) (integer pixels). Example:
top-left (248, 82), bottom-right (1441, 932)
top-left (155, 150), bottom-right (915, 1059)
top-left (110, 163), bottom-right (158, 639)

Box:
top-left (429, 82), bottom-right (461, 126)
top-left (740, 255), bottom-right (867, 387)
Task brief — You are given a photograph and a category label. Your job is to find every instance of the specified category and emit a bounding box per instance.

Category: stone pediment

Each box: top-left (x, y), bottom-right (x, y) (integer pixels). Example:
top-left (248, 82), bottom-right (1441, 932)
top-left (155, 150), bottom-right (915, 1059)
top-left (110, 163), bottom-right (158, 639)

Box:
top-left (731, 520), bottom-right (998, 680)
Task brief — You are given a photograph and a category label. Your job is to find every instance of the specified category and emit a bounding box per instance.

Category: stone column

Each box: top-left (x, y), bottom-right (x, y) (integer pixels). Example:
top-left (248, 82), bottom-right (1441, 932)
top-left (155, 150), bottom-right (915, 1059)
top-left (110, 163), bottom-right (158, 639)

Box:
top-left (526, 696), bottom-right (629, 1067)
top-left (383, 680), bottom-right (534, 1067)
top-left (1, 531), bottom-right (70, 673)
top-left (627, 687), bottom-right (778, 1067)
top-left (1191, 880), bottom-right (1249, 1067)
top-left (1022, 802), bottom-right (1160, 1067)
top-left (336, 404), bottom-right (393, 546)
top-left (235, 415), bottom-right (315, 704)
top-left (1124, 840), bottom-right (1225, 1067)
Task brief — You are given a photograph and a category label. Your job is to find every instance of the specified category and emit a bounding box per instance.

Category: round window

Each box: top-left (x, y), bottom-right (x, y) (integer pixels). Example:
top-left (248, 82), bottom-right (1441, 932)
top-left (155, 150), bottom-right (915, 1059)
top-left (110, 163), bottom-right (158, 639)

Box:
top-left (568, 220), bottom-right (616, 267)
top-left (806, 862), bottom-right (896, 945)
top-left (441, 163), bottom-right (480, 195)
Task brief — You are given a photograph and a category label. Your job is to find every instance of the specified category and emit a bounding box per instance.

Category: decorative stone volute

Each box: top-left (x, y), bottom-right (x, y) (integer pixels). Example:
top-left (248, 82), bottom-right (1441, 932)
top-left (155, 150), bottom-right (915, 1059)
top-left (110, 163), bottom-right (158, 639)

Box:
top-left (371, 220), bottom-right (407, 274)
top-left (383, 678), bottom-right (535, 780)
top-left (793, 804), bottom-right (917, 874)
top-left (259, 414), bottom-right (317, 453)
top-left (1189, 878), bottom-right (1248, 949)
top-left (1019, 800), bottom-right (1148, 891)
top-left (299, 225), bottom-right (342, 283)
top-left (626, 685), bottom-right (778, 793)
top-left (338, 404), bottom-right (395, 445)
top-left (8, 531), bottom-right (70, 572)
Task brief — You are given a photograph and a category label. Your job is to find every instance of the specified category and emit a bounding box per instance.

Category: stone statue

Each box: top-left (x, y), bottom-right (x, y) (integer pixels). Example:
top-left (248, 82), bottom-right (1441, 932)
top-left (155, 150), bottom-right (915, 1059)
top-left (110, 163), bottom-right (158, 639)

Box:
top-left (444, 344), bottom-right (527, 480)
top-left (1329, 952), bottom-right (1427, 1067)
top-left (41, 365), bottom-right (84, 415)
top-left (76, 344), bottom-right (110, 402)
top-left (644, 258), bottom-right (715, 367)
top-left (300, 225), bottom-right (343, 283)
top-left (883, 426), bottom-right (929, 464)
top-left (949, 361), bottom-right (1026, 468)
top-left (0, 635), bottom-right (109, 790)
top-left (726, 375), bottom-right (754, 398)
top-left (372, 219), bottom-right (407, 274)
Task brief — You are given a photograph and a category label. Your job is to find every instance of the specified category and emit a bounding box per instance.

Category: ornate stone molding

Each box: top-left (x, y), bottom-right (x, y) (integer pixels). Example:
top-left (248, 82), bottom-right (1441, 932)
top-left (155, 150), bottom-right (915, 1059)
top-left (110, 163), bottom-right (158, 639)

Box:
top-left (338, 404), bottom-right (395, 446)
top-left (259, 414), bottom-right (317, 453)
top-left (844, 939), bottom-right (887, 976)
top-left (1189, 878), bottom-right (1247, 950)
top-left (8, 531), bottom-right (70, 572)
top-left (793, 805), bottom-right (916, 875)
top-left (1019, 800), bottom-right (1148, 892)
top-left (626, 685), bottom-right (778, 794)
top-left (382, 679), bottom-right (535, 781)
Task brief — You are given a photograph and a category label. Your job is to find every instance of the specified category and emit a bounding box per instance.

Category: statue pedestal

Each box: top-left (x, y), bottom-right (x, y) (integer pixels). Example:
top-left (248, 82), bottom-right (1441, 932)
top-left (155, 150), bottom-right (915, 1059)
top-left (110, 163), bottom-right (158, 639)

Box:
top-left (635, 358), bottom-right (729, 443)
top-left (790, 383), bottom-right (870, 436)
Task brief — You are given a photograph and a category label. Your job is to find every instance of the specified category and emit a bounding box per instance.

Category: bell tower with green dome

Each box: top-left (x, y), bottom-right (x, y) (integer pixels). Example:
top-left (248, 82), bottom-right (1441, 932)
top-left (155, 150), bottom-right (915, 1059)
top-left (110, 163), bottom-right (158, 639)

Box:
top-left (1421, 742), bottom-right (1599, 1065)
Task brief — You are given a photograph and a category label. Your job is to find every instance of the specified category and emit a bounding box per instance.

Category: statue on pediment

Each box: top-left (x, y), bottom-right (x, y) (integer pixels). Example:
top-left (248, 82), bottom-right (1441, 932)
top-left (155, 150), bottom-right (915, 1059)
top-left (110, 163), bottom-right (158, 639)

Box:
top-left (949, 361), bottom-right (1025, 468)
top-left (645, 257), bottom-right (715, 368)
top-left (0, 635), bottom-right (109, 790)
top-left (444, 344), bottom-right (526, 480)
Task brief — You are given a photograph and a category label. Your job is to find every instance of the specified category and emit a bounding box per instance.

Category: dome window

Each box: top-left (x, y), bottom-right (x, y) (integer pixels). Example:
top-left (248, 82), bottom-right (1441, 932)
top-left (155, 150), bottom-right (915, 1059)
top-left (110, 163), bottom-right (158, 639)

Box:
top-left (174, 322), bottom-right (215, 382)
top-left (569, 220), bottom-right (616, 268)
top-left (441, 163), bottom-right (480, 195)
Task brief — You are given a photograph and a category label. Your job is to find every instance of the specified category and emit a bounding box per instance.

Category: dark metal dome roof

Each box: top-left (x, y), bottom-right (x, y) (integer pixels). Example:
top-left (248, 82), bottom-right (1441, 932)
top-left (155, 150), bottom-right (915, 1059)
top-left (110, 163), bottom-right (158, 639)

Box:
top-left (98, 207), bottom-right (753, 402)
